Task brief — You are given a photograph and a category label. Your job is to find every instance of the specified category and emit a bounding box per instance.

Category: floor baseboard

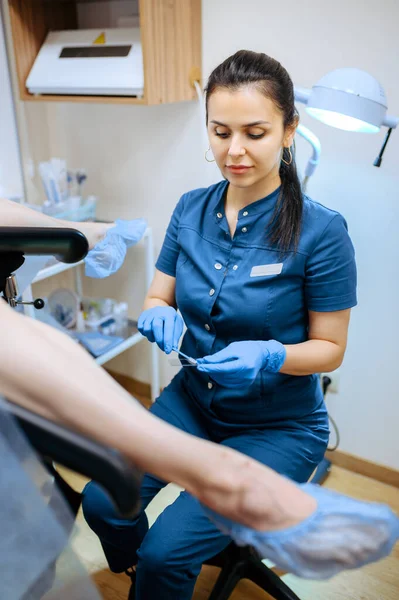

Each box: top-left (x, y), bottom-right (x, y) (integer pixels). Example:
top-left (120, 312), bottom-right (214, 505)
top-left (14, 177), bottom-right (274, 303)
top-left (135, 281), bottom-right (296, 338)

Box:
top-left (326, 449), bottom-right (399, 488)
top-left (107, 370), bottom-right (399, 489)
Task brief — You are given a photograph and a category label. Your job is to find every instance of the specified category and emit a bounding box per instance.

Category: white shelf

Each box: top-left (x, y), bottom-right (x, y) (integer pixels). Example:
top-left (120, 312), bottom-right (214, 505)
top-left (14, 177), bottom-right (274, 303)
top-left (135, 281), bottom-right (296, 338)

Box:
top-left (72, 320), bottom-right (143, 366)
top-left (95, 331), bottom-right (144, 366)
top-left (32, 259), bottom-right (85, 283)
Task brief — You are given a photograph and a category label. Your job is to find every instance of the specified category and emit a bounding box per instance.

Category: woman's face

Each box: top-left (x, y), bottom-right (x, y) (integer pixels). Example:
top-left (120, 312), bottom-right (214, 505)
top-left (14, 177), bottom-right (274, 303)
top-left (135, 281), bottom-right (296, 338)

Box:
top-left (207, 85), bottom-right (296, 191)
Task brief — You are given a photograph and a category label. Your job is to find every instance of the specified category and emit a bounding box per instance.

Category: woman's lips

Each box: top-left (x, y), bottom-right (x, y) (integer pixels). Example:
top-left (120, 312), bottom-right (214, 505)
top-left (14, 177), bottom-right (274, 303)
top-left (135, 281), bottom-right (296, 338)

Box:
top-left (226, 165), bottom-right (253, 174)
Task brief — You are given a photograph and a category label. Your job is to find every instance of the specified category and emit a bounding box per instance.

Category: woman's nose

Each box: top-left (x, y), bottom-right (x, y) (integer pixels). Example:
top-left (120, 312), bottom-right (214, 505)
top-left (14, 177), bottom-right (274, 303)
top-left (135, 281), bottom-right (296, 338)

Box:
top-left (228, 137), bottom-right (246, 158)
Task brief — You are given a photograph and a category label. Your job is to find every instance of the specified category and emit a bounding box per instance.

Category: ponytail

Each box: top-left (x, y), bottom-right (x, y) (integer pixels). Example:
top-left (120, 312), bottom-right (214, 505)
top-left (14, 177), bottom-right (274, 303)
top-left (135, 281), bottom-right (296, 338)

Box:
top-left (269, 143), bottom-right (303, 252)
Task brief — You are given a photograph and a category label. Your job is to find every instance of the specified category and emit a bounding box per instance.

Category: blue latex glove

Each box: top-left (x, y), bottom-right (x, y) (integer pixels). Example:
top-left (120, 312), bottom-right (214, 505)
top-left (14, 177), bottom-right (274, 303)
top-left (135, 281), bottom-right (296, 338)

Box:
top-left (137, 306), bottom-right (184, 354)
top-left (202, 482), bottom-right (399, 580)
top-left (85, 218), bottom-right (147, 278)
top-left (196, 340), bottom-right (286, 387)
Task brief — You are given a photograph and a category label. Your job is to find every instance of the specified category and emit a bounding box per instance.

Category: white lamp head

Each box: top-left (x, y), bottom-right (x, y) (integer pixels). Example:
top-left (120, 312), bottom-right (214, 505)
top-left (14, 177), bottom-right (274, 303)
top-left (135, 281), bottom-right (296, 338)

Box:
top-left (305, 68), bottom-right (387, 133)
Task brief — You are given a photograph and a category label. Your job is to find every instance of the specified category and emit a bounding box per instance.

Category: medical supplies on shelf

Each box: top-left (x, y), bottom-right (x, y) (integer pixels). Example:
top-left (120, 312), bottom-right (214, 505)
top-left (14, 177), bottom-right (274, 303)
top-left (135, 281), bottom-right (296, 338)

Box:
top-left (82, 297), bottom-right (129, 336)
top-left (38, 158), bottom-right (96, 221)
top-left (46, 289), bottom-right (129, 336)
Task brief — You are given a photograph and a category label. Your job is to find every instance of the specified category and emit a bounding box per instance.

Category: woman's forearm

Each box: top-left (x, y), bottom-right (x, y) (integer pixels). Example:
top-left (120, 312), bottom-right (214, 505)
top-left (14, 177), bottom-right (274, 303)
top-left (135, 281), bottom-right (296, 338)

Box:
top-left (280, 339), bottom-right (344, 376)
top-left (0, 197), bottom-right (112, 249)
top-left (143, 296), bottom-right (170, 310)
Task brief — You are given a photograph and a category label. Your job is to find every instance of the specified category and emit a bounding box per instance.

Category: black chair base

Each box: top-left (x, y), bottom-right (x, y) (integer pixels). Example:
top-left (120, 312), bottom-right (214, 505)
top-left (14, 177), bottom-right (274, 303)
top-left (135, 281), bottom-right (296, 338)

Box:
top-left (205, 543), bottom-right (301, 600)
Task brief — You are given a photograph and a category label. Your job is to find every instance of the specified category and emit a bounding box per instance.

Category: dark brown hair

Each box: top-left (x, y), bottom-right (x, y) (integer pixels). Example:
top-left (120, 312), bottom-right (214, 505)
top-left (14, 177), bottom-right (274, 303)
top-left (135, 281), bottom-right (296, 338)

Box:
top-left (205, 50), bottom-right (303, 252)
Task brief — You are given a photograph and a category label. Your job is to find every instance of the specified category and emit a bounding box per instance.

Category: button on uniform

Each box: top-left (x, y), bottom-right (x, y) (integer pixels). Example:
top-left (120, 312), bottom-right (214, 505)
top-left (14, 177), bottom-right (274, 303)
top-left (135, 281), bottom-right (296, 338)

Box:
top-left (216, 212), bottom-right (223, 218)
top-left (243, 211), bottom-right (249, 216)
top-left (214, 263), bottom-right (222, 270)
top-left (209, 288), bottom-right (215, 296)
top-left (208, 382), bottom-right (214, 390)
top-left (204, 323), bottom-right (210, 331)
top-left (233, 265), bottom-right (238, 270)
top-left (242, 227), bottom-right (248, 233)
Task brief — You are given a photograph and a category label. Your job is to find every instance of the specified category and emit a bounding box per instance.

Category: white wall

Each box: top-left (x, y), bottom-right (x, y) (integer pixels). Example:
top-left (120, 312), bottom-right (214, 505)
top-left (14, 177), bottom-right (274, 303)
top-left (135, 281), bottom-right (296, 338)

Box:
top-left (17, 0), bottom-right (399, 469)
top-left (202, 0), bottom-right (399, 470)
top-left (1, 0), bottom-right (51, 203)
top-left (0, 6), bottom-right (24, 199)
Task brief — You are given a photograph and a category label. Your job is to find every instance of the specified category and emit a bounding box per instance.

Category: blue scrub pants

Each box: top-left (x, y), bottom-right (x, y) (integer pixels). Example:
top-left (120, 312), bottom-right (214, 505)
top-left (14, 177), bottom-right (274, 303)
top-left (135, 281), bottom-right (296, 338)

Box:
top-left (82, 373), bottom-right (328, 600)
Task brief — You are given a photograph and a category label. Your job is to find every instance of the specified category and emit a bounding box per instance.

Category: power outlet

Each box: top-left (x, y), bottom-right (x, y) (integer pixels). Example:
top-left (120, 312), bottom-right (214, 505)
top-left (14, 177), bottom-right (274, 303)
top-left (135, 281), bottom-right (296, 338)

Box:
top-left (320, 368), bottom-right (340, 393)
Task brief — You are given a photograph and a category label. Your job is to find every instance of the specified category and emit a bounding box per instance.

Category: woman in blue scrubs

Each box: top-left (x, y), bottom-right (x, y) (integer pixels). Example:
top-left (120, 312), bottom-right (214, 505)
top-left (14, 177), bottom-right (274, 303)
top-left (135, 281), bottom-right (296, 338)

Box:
top-left (82, 50), bottom-right (357, 599)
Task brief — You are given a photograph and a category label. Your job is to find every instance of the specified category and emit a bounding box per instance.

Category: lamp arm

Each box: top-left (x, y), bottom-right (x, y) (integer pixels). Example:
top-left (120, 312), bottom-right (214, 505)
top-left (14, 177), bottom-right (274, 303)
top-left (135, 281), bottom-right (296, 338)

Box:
top-left (294, 86), bottom-right (311, 104)
top-left (293, 87), bottom-right (321, 190)
top-left (295, 123), bottom-right (321, 192)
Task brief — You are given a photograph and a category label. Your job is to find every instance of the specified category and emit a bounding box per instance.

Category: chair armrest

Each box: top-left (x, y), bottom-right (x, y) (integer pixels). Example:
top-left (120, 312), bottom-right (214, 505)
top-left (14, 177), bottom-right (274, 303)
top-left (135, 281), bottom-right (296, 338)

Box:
top-left (0, 227), bottom-right (89, 263)
top-left (7, 400), bottom-right (142, 518)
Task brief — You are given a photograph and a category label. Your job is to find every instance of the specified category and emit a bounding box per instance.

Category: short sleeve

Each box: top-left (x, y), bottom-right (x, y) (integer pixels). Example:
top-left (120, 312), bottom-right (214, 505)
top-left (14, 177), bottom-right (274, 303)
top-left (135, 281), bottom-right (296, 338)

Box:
top-left (155, 194), bottom-right (186, 277)
top-left (305, 214), bottom-right (357, 311)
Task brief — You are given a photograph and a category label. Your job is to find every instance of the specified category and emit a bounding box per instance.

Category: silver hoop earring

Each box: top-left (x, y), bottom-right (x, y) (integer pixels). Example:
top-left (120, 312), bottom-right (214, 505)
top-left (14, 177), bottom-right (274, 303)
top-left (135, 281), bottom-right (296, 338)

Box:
top-left (281, 147), bottom-right (293, 166)
top-left (205, 147), bottom-right (215, 163)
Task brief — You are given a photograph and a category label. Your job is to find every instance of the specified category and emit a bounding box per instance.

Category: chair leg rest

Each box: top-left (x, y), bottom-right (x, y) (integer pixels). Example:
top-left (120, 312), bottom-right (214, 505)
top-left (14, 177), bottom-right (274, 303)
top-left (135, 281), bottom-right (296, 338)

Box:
top-left (206, 545), bottom-right (303, 600)
top-left (207, 561), bottom-right (246, 600)
top-left (246, 559), bottom-right (302, 600)
top-left (208, 569), bottom-right (241, 600)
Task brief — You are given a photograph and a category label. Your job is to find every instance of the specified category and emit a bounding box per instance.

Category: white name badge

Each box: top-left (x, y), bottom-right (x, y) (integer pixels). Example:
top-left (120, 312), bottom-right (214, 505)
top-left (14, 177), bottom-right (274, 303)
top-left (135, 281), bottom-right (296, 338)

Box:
top-left (250, 263), bottom-right (283, 277)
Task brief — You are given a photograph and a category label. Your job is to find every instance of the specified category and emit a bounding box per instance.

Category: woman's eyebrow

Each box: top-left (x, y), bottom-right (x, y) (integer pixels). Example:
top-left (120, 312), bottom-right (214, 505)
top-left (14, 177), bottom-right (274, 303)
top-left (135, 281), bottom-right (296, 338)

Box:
top-left (210, 120), bottom-right (271, 127)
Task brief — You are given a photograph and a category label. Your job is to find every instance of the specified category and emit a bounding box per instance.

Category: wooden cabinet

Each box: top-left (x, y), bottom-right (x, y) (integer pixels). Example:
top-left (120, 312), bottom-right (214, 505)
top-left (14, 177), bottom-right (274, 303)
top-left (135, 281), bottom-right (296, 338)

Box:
top-left (7, 0), bottom-right (201, 105)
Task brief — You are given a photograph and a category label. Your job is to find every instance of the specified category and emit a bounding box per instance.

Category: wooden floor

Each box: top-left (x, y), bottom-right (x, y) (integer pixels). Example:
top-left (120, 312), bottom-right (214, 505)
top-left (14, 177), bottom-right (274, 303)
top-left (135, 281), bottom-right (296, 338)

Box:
top-left (59, 460), bottom-right (399, 600)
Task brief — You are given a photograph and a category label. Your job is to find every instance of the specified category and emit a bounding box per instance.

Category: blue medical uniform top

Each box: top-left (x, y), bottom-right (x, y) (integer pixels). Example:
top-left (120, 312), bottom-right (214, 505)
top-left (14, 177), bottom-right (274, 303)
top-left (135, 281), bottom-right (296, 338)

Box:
top-left (156, 180), bottom-right (357, 428)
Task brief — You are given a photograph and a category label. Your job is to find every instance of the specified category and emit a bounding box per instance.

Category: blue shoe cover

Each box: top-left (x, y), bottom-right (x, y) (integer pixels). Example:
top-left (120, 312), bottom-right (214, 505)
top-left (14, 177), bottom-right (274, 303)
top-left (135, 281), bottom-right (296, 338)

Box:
top-left (204, 482), bottom-right (399, 580)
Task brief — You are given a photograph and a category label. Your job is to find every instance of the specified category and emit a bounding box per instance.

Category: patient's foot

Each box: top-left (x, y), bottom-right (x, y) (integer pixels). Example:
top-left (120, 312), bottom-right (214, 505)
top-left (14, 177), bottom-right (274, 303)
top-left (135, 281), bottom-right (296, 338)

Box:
top-left (195, 448), bottom-right (399, 579)
top-left (195, 450), bottom-right (318, 532)
top-left (203, 482), bottom-right (399, 580)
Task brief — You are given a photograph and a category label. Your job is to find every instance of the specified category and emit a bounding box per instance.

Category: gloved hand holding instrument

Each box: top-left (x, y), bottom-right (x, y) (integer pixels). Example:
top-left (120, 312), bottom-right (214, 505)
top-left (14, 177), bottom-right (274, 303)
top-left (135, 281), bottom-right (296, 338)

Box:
top-left (137, 306), bottom-right (184, 355)
top-left (196, 340), bottom-right (287, 386)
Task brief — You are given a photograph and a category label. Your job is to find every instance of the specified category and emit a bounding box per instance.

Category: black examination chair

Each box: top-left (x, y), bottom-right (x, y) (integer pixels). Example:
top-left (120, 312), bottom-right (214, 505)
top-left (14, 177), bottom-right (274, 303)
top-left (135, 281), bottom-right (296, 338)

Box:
top-left (0, 227), bottom-right (142, 598)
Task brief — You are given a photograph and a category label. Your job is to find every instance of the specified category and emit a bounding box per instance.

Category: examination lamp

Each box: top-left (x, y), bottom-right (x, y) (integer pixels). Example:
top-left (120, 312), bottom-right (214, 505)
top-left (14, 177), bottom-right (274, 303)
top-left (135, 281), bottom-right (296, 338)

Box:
top-left (294, 68), bottom-right (398, 167)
